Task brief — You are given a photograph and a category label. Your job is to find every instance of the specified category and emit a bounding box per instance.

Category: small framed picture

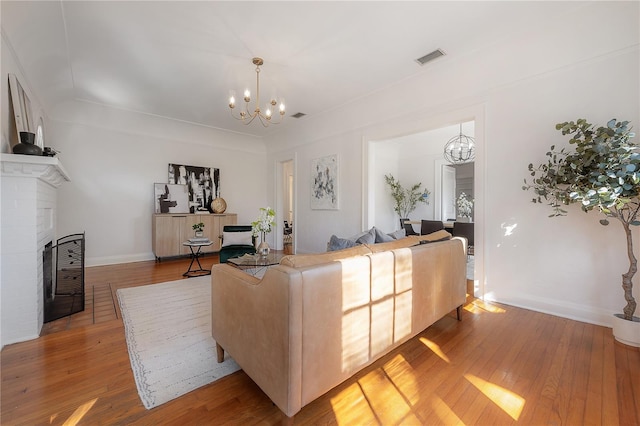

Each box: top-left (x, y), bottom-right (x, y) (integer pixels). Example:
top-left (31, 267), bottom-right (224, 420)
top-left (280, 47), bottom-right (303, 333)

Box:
top-left (154, 183), bottom-right (189, 214)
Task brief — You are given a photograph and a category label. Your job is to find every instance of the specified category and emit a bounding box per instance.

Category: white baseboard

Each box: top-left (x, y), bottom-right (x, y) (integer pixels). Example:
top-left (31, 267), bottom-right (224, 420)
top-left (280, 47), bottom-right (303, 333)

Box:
top-left (86, 252), bottom-right (156, 267)
top-left (486, 293), bottom-right (615, 329)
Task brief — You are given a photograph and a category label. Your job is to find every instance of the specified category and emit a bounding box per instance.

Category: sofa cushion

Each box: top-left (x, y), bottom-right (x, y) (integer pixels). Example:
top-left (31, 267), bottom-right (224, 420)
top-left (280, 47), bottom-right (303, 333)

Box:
top-left (365, 236), bottom-right (419, 253)
top-left (280, 245), bottom-right (372, 268)
top-left (221, 231), bottom-right (253, 247)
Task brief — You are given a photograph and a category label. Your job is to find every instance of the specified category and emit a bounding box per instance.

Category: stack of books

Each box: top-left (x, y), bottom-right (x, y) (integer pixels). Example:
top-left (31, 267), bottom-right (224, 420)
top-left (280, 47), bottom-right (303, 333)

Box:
top-left (188, 237), bottom-right (210, 243)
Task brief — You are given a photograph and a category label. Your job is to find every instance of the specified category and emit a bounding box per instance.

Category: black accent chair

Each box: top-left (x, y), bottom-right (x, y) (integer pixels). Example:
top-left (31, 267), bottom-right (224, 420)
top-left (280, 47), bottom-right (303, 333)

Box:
top-left (420, 220), bottom-right (444, 235)
top-left (400, 218), bottom-right (418, 236)
top-left (219, 225), bottom-right (256, 263)
top-left (284, 220), bottom-right (293, 244)
top-left (452, 222), bottom-right (474, 256)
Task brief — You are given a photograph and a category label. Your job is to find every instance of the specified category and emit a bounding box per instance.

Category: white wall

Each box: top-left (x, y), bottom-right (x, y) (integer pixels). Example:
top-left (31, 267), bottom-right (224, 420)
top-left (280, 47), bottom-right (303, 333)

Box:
top-left (49, 101), bottom-right (267, 265)
top-left (265, 1), bottom-right (640, 326)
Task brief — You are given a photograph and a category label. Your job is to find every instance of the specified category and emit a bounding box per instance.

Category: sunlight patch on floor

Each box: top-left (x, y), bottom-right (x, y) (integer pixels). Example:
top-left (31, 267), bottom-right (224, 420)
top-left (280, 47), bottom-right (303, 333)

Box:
top-left (464, 299), bottom-right (506, 314)
top-left (61, 398), bottom-right (98, 426)
top-left (464, 374), bottom-right (524, 420)
top-left (420, 337), bottom-right (451, 363)
top-left (430, 394), bottom-right (466, 425)
top-left (383, 354), bottom-right (419, 405)
top-left (332, 354), bottom-right (423, 425)
top-left (330, 382), bottom-right (377, 426)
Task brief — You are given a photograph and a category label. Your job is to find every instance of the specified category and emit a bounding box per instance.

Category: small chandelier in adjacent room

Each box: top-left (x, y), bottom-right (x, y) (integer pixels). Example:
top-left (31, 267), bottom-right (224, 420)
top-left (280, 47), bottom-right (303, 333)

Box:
top-left (228, 57), bottom-right (285, 127)
top-left (444, 124), bottom-right (475, 164)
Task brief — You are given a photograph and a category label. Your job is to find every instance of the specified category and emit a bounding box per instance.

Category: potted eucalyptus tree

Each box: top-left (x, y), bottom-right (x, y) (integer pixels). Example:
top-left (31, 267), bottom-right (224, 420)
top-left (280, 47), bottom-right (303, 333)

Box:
top-left (523, 118), bottom-right (639, 346)
top-left (384, 174), bottom-right (430, 228)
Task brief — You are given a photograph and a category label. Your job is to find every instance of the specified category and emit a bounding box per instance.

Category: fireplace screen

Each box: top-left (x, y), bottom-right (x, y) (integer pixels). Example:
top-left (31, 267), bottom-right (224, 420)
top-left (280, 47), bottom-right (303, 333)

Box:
top-left (44, 233), bottom-right (85, 323)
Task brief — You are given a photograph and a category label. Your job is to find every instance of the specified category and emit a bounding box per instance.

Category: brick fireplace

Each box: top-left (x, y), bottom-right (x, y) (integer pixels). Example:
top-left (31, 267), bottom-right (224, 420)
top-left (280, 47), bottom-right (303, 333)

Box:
top-left (1, 153), bottom-right (70, 348)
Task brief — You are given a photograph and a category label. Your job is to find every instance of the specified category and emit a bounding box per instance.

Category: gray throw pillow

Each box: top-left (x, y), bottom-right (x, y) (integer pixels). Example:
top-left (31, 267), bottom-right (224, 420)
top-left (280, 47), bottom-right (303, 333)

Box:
top-left (373, 227), bottom-right (395, 243)
top-left (328, 234), bottom-right (359, 251)
top-left (388, 229), bottom-right (406, 240)
top-left (355, 227), bottom-right (376, 244)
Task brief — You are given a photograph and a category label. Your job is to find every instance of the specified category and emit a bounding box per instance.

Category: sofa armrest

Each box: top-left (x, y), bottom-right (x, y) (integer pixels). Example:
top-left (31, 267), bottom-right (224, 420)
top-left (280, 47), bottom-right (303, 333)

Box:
top-left (211, 264), bottom-right (303, 417)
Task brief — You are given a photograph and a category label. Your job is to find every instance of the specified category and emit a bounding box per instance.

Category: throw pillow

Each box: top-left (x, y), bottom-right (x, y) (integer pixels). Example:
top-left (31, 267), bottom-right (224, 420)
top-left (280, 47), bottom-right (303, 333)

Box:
top-left (347, 228), bottom-right (370, 242)
top-left (388, 229), bottom-right (406, 240)
top-left (355, 227), bottom-right (376, 244)
top-left (327, 235), bottom-right (358, 251)
top-left (373, 227), bottom-right (395, 243)
top-left (221, 231), bottom-right (253, 247)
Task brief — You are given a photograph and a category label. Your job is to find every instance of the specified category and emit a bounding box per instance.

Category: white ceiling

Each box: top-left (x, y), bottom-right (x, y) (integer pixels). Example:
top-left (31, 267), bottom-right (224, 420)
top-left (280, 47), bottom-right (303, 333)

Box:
top-left (1, 1), bottom-right (582, 137)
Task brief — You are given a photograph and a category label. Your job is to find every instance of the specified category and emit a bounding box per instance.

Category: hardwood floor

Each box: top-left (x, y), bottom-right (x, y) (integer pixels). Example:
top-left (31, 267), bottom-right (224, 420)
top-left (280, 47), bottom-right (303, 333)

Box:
top-left (2, 255), bottom-right (639, 425)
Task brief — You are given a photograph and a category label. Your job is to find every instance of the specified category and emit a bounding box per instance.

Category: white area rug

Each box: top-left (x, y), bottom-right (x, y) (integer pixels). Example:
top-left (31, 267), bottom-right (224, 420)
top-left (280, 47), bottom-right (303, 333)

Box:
top-left (117, 276), bottom-right (240, 409)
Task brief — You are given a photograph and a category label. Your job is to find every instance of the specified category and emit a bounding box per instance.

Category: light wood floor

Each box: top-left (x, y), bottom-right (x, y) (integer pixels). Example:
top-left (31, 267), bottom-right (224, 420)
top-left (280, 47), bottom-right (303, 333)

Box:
top-left (2, 255), bottom-right (639, 425)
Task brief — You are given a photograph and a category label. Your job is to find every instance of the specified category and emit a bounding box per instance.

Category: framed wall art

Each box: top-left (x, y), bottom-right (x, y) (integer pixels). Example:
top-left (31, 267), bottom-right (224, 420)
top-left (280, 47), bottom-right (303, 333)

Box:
top-left (8, 74), bottom-right (33, 137)
top-left (311, 154), bottom-right (338, 210)
top-left (168, 163), bottom-right (220, 213)
top-left (154, 183), bottom-right (189, 214)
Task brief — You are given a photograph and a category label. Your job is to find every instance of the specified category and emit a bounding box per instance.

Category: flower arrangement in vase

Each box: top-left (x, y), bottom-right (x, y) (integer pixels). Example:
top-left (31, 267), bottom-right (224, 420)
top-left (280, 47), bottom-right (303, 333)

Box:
top-left (251, 207), bottom-right (276, 256)
top-left (456, 192), bottom-right (474, 222)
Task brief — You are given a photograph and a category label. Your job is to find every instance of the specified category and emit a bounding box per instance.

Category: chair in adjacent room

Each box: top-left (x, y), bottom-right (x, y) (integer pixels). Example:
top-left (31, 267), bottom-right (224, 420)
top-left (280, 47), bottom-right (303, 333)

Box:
top-left (452, 222), bottom-right (474, 257)
top-left (283, 220), bottom-right (293, 244)
top-left (219, 225), bottom-right (256, 263)
top-left (400, 219), bottom-right (419, 236)
top-left (420, 220), bottom-right (444, 235)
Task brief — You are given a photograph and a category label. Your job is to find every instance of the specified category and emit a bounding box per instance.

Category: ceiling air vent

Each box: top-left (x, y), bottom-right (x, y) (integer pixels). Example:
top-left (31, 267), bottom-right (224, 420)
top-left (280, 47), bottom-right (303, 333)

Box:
top-left (415, 49), bottom-right (446, 66)
top-left (291, 112), bottom-right (306, 119)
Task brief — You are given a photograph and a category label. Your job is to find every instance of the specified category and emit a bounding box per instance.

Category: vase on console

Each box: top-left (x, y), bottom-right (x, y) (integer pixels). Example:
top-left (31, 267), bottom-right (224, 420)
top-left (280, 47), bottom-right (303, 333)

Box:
top-left (258, 232), bottom-right (270, 257)
top-left (13, 131), bottom-right (42, 156)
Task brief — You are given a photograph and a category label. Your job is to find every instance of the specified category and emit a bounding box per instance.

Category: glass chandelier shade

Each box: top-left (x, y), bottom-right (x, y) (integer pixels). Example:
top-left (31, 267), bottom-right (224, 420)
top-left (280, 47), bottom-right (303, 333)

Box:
top-left (444, 124), bottom-right (475, 164)
top-left (228, 57), bottom-right (285, 127)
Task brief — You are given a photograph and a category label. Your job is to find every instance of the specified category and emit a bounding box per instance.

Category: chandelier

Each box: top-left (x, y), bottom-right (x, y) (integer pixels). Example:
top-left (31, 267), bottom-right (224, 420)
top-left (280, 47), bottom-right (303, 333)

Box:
top-left (444, 124), bottom-right (475, 164)
top-left (228, 57), bottom-right (285, 127)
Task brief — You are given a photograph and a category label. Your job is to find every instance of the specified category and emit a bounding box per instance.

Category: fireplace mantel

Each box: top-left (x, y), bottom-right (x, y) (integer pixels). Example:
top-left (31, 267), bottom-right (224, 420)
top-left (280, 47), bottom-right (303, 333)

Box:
top-left (0, 153), bottom-right (70, 186)
top-left (1, 153), bottom-right (71, 348)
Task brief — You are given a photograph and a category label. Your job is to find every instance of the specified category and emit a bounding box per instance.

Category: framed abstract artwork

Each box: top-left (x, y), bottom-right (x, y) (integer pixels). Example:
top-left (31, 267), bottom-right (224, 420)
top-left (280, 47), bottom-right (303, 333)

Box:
top-left (168, 164), bottom-right (220, 213)
top-left (154, 183), bottom-right (189, 214)
top-left (311, 154), bottom-right (338, 210)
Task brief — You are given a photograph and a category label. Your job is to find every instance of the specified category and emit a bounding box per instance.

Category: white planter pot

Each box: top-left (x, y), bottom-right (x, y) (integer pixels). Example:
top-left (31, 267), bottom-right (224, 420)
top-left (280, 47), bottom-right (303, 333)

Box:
top-left (612, 314), bottom-right (640, 347)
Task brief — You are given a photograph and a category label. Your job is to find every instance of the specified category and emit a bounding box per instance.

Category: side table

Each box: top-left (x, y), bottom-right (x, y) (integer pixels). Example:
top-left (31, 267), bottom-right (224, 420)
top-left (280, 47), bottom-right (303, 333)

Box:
top-left (182, 241), bottom-right (213, 277)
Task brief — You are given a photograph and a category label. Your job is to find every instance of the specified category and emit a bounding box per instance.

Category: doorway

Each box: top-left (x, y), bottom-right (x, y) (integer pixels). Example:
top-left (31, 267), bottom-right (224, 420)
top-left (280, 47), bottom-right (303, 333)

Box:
top-left (279, 159), bottom-right (295, 253)
top-left (365, 113), bottom-right (483, 298)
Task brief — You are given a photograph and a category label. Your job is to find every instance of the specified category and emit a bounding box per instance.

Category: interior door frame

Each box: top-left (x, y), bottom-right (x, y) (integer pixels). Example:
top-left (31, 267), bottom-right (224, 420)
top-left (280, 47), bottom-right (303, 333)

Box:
top-left (274, 154), bottom-right (297, 252)
top-left (362, 103), bottom-right (485, 298)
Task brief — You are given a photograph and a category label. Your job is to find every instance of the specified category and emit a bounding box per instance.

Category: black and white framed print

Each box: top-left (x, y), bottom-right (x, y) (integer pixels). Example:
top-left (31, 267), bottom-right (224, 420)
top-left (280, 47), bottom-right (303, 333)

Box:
top-left (168, 164), bottom-right (220, 213)
top-left (311, 154), bottom-right (338, 210)
top-left (154, 183), bottom-right (190, 214)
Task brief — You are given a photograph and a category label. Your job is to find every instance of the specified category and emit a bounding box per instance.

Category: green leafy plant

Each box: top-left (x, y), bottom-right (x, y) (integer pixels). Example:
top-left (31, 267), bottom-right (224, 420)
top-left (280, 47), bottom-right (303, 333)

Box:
top-left (523, 118), bottom-right (638, 321)
top-left (384, 174), bottom-right (430, 219)
top-left (192, 222), bottom-right (205, 232)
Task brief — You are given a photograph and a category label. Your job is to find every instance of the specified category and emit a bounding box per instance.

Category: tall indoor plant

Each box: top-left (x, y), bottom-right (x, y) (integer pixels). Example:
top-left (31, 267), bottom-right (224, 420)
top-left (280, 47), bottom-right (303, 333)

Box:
top-left (523, 118), bottom-right (639, 345)
top-left (384, 174), bottom-right (430, 224)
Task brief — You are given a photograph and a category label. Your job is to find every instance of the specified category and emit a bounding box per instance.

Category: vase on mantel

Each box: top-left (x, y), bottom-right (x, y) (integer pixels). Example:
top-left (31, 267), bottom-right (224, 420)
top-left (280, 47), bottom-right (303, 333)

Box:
top-left (13, 131), bottom-right (42, 156)
top-left (258, 232), bottom-right (270, 256)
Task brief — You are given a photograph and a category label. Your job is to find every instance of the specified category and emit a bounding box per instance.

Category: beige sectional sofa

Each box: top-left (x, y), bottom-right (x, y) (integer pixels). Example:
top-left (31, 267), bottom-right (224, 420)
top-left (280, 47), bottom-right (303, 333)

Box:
top-left (211, 234), bottom-right (467, 418)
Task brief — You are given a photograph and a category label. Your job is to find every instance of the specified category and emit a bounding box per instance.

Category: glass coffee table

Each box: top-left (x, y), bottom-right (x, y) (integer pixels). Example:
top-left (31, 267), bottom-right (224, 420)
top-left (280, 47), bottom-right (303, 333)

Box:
top-left (227, 252), bottom-right (285, 277)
